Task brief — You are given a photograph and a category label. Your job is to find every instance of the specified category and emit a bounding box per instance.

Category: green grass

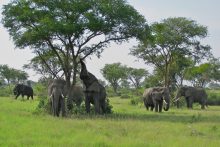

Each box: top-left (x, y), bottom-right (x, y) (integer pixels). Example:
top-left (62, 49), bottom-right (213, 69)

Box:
top-left (0, 96), bottom-right (220, 147)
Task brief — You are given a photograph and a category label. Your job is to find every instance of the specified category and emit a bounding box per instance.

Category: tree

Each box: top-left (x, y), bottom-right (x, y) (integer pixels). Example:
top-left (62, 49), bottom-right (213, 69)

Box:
top-left (0, 65), bottom-right (28, 85)
top-left (185, 63), bottom-right (211, 87)
top-left (2, 0), bottom-right (149, 93)
top-left (131, 17), bottom-right (212, 87)
top-left (169, 54), bottom-right (195, 88)
top-left (127, 67), bottom-right (148, 89)
top-left (185, 58), bottom-right (220, 88)
top-left (101, 63), bottom-right (127, 93)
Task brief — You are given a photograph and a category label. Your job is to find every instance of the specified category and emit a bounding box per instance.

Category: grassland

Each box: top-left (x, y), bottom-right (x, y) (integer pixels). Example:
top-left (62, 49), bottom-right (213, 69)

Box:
top-left (0, 96), bottom-right (220, 147)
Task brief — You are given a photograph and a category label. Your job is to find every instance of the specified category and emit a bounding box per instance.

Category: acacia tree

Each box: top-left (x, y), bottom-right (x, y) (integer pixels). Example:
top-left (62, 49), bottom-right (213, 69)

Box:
top-left (101, 63), bottom-right (127, 94)
top-left (169, 54), bottom-right (195, 88)
top-left (2, 0), bottom-right (148, 92)
top-left (126, 67), bottom-right (148, 89)
top-left (131, 17), bottom-right (212, 87)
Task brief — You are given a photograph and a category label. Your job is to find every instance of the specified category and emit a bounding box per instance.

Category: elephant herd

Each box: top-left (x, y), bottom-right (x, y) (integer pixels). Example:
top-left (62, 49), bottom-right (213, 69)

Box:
top-left (143, 86), bottom-right (208, 112)
top-left (12, 59), bottom-right (208, 117)
top-left (47, 59), bottom-right (107, 117)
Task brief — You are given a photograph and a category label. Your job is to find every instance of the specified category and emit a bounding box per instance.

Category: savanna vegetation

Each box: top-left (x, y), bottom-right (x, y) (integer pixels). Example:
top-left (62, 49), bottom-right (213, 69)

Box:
top-left (1, 0), bottom-right (220, 146)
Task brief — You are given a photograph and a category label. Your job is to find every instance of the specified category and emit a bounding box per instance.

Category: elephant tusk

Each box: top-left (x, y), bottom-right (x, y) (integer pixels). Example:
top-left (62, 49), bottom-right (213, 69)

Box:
top-left (173, 97), bottom-right (180, 102)
top-left (50, 94), bottom-right (53, 98)
top-left (61, 93), bottom-right (64, 98)
top-left (163, 99), bottom-right (168, 105)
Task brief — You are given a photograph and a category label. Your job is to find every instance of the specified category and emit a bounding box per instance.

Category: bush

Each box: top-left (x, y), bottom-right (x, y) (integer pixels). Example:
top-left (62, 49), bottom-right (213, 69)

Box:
top-left (130, 97), bottom-right (142, 105)
top-left (69, 98), bottom-right (113, 115)
top-left (0, 85), bottom-right (13, 97)
top-left (207, 92), bottom-right (220, 105)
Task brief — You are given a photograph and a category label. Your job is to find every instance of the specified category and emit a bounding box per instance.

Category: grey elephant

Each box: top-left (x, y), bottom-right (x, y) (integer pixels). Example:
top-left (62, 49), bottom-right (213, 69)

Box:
top-left (174, 86), bottom-right (208, 109)
top-left (143, 87), bottom-right (170, 112)
top-left (79, 59), bottom-right (106, 114)
top-left (67, 85), bottom-right (84, 110)
top-left (48, 79), bottom-right (67, 117)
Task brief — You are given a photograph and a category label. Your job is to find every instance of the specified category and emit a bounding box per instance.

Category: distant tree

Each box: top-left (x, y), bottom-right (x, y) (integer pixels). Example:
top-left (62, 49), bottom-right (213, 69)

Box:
top-left (185, 58), bottom-right (220, 87)
top-left (185, 63), bottom-right (212, 87)
top-left (209, 58), bottom-right (220, 82)
top-left (127, 67), bottom-right (148, 89)
top-left (2, 0), bottom-right (149, 94)
top-left (131, 17), bottom-right (212, 88)
top-left (170, 54), bottom-right (195, 87)
top-left (0, 65), bottom-right (28, 85)
top-left (101, 63), bottom-right (127, 93)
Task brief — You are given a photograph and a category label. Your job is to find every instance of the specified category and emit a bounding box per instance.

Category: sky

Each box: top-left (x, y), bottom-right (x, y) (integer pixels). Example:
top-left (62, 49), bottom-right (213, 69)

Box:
top-left (0, 0), bottom-right (220, 82)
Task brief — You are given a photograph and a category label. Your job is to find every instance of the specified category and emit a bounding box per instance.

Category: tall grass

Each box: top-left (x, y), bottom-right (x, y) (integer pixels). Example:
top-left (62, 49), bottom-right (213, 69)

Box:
top-left (0, 96), bottom-right (220, 146)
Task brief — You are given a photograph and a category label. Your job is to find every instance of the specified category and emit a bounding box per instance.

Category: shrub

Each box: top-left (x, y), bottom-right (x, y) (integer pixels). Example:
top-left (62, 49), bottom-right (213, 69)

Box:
top-left (207, 92), bottom-right (220, 105)
top-left (130, 97), bottom-right (142, 105)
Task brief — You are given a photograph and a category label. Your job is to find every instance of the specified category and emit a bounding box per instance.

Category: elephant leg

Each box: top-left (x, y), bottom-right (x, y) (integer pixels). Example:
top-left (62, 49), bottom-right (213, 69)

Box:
top-left (155, 103), bottom-right (159, 112)
top-left (60, 98), bottom-right (66, 117)
top-left (200, 99), bottom-right (206, 109)
top-left (150, 106), bottom-right (154, 111)
top-left (144, 101), bottom-right (149, 110)
top-left (146, 105), bottom-right (149, 110)
top-left (31, 95), bottom-right (33, 100)
top-left (15, 94), bottom-right (20, 99)
top-left (186, 97), bottom-right (190, 108)
top-left (94, 93), bottom-right (101, 114)
top-left (53, 97), bottom-right (59, 117)
top-left (51, 99), bottom-right (56, 116)
top-left (188, 97), bottom-right (193, 109)
top-left (159, 101), bottom-right (163, 112)
top-left (85, 94), bottom-right (91, 113)
top-left (100, 100), bottom-right (106, 114)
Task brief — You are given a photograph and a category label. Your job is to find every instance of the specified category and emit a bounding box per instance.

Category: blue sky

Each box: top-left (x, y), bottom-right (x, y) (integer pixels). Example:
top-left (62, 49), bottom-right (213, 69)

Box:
top-left (0, 0), bottom-right (220, 81)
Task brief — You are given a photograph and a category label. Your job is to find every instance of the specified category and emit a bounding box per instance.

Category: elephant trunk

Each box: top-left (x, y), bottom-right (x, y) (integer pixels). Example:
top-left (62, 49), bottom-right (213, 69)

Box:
top-left (163, 101), bottom-right (170, 111)
top-left (80, 59), bottom-right (88, 78)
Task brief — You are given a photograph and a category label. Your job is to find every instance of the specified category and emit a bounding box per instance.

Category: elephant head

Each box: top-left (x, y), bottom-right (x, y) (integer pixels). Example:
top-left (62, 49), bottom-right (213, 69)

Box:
top-left (174, 86), bottom-right (189, 101)
top-left (48, 79), bottom-right (67, 117)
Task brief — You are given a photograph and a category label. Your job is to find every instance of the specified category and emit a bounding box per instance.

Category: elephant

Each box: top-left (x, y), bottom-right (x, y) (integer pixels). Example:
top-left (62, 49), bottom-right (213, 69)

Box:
top-left (13, 84), bottom-right (33, 100)
top-left (174, 86), bottom-right (208, 109)
top-left (67, 85), bottom-right (84, 110)
top-left (79, 59), bottom-right (106, 114)
top-left (48, 79), bottom-right (67, 117)
top-left (143, 87), bottom-right (170, 112)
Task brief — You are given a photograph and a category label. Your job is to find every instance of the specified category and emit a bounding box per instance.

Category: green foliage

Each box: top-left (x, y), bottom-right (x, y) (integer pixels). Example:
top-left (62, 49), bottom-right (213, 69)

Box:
top-left (130, 97), bottom-right (141, 105)
top-left (101, 63), bottom-right (127, 93)
top-left (207, 90), bottom-right (220, 105)
top-left (2, 0), bottom-right (148, 85)
top-left (127, 67), bottom-right (148, 89)
top-left (131, 17), bottom-right (212, 87)
top-left (0, 85), bottom-right (12, 97)
top-left (185, 63), bottom-right (212, 87)
top-left (0, 64), bottom-right (28, 84)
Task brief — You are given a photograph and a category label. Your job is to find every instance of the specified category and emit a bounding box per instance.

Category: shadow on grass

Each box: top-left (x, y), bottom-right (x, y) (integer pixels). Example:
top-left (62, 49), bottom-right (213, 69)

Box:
top-left (69, 111), bottom-right (220, 124)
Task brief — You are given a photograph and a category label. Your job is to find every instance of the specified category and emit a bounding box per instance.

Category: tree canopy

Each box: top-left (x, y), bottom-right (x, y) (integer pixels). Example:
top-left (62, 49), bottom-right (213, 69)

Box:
top-left (131, 17), bottom-right (212, 87)
top-left (2, 0), bottom-right (149, 90)
top-left (101, 63), bottom-right (127, 93)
